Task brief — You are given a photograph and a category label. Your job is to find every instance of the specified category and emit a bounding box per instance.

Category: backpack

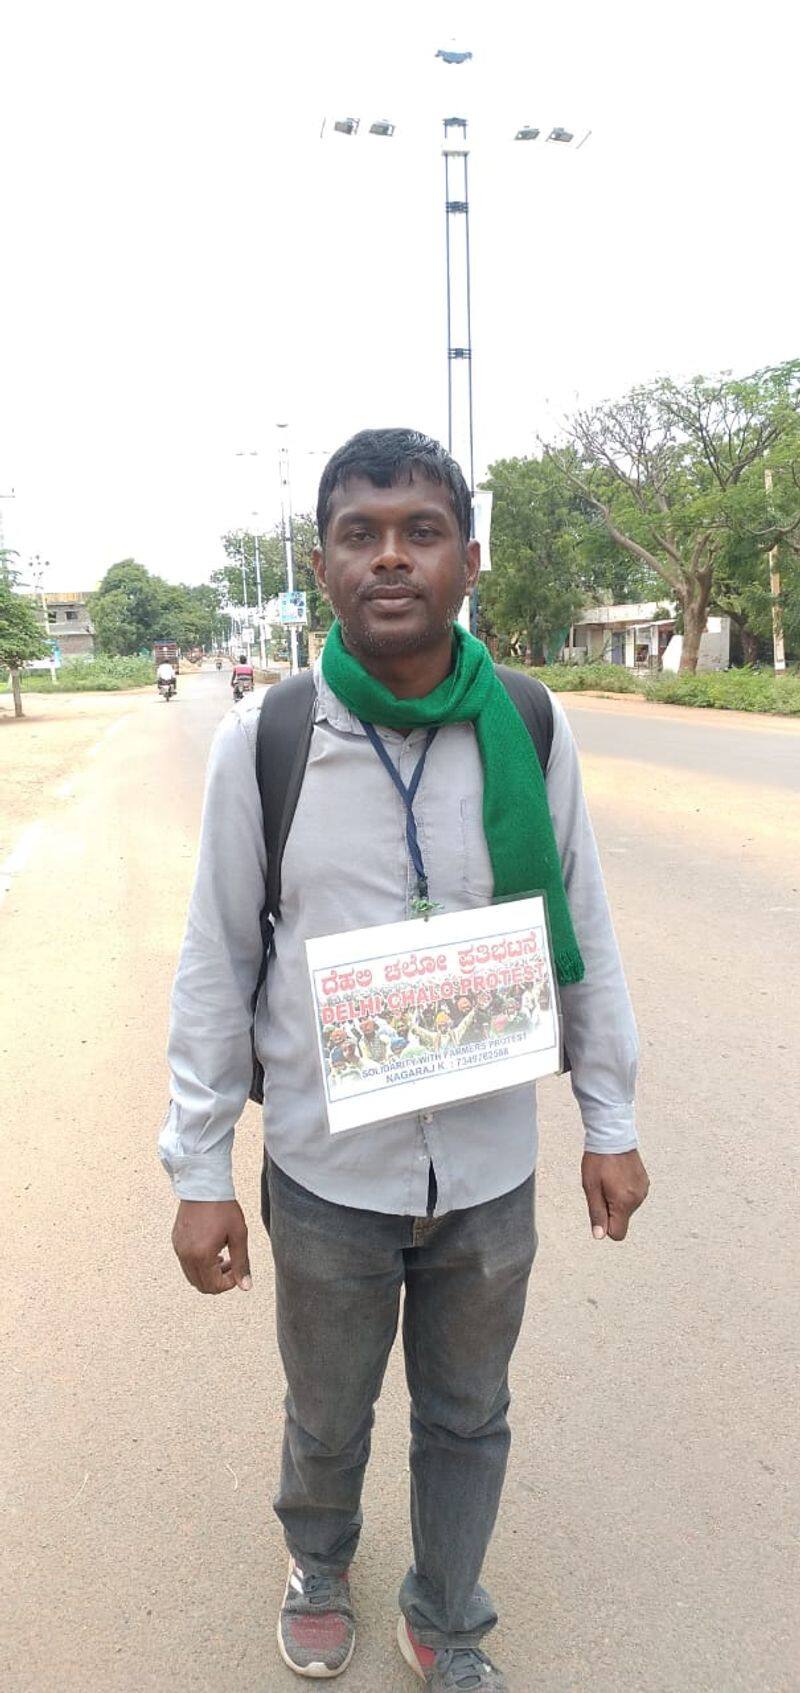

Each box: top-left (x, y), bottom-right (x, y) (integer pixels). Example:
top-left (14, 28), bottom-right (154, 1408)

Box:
top-left (249, 666), bottom-right (554, 1104)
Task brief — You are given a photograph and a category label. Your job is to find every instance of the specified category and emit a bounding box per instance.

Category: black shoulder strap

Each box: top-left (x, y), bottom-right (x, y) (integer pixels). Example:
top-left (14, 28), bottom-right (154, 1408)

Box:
top-left (494, 664), bottom-right (553, 775)
top-left (255, 670), bottom-right (317, 924)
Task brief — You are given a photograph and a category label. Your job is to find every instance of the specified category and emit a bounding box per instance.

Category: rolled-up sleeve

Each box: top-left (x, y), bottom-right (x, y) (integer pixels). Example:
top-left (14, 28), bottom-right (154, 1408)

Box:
top-left (158, 706), bottom-right (266, 1200)
top-left (545, 693), bottom-right (640, 1153)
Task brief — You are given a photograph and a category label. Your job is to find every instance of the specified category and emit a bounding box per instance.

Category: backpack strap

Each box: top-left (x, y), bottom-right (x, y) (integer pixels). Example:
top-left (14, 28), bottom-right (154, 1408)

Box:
top-left (256, 670), bottom-right (317, 924)
top-left (494, 664), bottom-right (553, 775)
top-left (250, 672), bottom-right (316, 1103)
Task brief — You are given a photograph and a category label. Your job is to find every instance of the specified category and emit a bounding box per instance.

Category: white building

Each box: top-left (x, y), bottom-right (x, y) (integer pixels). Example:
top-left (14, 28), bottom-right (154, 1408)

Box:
top-left (563, 601), bottom-right (730, 672)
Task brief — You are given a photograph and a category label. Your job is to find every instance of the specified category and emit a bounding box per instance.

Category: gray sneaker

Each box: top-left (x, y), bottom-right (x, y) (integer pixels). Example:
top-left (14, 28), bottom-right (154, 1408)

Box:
top-left (397, 1615), bottom-right (508, 1690)
top-left (277, 1558), bottom-right (356, 1678)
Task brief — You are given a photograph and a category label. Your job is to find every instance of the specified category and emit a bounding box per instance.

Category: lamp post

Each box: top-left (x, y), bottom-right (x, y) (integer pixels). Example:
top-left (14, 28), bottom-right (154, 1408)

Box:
top-left (277, 424), bottom-right (300, 677)
top-left (325, 74), bottom-right (588, 640)
top-left (764, 466), bottom-right (787, 675)
top-left (250, 514), bottom-right (268, 671)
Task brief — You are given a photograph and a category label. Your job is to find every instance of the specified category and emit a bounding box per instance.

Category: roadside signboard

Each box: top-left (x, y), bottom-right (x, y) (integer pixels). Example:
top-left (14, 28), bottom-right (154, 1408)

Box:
top-left (278, 591), bottom-right (307, 626)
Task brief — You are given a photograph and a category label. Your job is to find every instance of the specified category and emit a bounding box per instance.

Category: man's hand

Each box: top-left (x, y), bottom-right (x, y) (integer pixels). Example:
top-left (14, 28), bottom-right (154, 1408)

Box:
top-left (581, 1150), bottom-right (650, 1242)
top-left (171, 1200), bottom-right (252, 1295)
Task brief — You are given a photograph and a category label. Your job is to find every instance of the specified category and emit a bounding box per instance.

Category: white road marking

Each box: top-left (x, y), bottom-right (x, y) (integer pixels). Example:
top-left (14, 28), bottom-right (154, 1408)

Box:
top-left (54, 779), bottom-right (75, 798)
top-left (103, 716), bottom-right (130, 740)
top-left (0, 822), bottom-right (45, 908)
top-left (86, 742), bottom-right (101, 759)
top-left (1, 822), bottom-right (44, 877)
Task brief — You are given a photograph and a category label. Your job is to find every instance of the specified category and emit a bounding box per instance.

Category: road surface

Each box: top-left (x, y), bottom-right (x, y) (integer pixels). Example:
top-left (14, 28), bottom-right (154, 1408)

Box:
top-left (1, 669), bottom-right (798, 1693)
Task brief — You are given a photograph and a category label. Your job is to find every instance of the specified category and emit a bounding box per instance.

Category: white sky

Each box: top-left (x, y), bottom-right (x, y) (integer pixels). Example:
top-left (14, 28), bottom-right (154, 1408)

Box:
top-left (2, 0), bottom-right (798, 591)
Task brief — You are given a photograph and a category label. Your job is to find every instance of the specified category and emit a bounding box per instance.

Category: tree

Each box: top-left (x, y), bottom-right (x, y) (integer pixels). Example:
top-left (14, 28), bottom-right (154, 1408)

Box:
top-left (214, 514), bottom-right (333, 658)
top-left (480, 455), bottom-right (593, 664)
top-left (0, 561), bottom-right (50, 717)
top-left (553, 362), bottom-right (800, 671)
top-left (90, 561), bottom-right (162, 655)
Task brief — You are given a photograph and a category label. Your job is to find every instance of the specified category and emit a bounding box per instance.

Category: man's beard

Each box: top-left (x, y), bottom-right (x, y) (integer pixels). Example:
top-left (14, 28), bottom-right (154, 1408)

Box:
top-left (338, 579), bottom-right (468, 659)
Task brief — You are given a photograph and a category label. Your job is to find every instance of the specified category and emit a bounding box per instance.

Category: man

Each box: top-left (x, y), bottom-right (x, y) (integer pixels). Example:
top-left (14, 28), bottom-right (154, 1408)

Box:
top-left (230, 651), bottom-right (255, 695)
top-left (160, 428), bottom-right (648, 1690)
top-left (156, 657), bottom-right (176, 692)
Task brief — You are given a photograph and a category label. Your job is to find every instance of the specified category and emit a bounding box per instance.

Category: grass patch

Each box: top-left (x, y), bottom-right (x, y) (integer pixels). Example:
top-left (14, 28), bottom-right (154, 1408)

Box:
top-left (519, 661), bottom-right (800, 715)
top-left (5, 655), bottom-right (156, 692)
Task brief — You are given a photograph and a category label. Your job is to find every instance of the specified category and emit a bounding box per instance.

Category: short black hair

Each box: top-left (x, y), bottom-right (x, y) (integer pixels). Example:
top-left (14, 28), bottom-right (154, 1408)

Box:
top-left (316, 428), bottom-right (472, 545)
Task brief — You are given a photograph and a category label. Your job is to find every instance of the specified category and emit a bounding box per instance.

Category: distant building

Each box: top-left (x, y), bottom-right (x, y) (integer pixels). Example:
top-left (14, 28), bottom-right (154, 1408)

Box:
top-left (562, 601), bottom-right (731, 673)
top-left (42, 590), bottom-right (96, 658)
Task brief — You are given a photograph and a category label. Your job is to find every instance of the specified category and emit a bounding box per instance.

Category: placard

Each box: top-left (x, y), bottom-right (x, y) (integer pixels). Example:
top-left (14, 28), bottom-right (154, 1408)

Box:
top-left (306, 896), bottom-right (561, 1135)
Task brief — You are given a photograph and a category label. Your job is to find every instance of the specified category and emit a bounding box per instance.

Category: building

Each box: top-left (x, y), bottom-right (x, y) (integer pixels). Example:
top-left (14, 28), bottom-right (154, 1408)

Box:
top-left (562, 601), bottom-right (731, 673)
top-left (42, 590), bottom-right (96, 658)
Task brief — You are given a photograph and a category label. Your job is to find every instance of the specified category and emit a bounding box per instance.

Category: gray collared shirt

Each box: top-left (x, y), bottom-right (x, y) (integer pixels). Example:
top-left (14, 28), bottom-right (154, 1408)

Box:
top-left (159, 668), bottom-right (639, 1214)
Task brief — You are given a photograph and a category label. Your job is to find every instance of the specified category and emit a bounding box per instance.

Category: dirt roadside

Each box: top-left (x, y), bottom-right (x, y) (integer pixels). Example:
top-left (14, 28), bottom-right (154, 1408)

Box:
top-left (0, 689), bottom-right (151, 859)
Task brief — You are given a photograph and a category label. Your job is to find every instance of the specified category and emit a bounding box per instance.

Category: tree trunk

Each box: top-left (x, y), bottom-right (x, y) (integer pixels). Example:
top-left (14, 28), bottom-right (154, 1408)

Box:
top-left (740, 626), bottom-right (760, 666)
top-left (679, 580), bottom-right (712, 673)
top-left (10, 666), bottom-right (23, 717)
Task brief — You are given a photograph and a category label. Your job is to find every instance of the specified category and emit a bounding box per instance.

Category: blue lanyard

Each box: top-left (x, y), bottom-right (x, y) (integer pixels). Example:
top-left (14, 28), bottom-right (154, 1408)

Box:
top-left (360, 721), bottom-right (439, 910)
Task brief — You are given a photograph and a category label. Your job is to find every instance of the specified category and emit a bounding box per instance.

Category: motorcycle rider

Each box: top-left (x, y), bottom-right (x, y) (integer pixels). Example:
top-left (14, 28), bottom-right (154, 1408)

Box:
top-left (156, 659), bottom-right (177, 696)
top-left (230, 653), bottom-right (255, 700)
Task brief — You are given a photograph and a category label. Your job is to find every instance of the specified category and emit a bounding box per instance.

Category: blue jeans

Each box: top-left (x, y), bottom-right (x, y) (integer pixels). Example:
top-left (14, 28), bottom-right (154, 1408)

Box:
top-left (262, 1157), bottom-right (537, 1649)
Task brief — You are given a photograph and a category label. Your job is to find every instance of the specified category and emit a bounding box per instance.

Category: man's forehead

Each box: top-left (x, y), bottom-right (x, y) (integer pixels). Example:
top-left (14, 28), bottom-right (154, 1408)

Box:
top-left (327, 472), bottom-right (455, 520)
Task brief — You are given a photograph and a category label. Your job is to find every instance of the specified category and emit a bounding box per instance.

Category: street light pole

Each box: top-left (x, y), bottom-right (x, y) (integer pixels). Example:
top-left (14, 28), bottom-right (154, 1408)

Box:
top-left (251, 515), bottom-right (268, 670)
top-left (277, 425), bottom-right (299, 676)
top-left (443, 115), bottom-right (477, 633)
top-left (764, 466), bottom-right (787, 674)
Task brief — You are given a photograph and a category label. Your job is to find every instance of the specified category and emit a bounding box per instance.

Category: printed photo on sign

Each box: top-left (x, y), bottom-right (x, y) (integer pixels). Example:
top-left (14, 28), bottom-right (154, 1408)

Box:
top-left (305, 896), bottom-right (561, 1135)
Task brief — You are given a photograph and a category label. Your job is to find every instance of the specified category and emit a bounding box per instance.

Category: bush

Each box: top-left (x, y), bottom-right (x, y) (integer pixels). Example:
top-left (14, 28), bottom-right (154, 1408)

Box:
top-left (644, 667), bottom-right (800, 714)
top-left (7, 655), bottom-right (156, 692)
top-left (520, 662), bottom-right (641, 695)
top-left (517, 660), bottom-right (800, 715)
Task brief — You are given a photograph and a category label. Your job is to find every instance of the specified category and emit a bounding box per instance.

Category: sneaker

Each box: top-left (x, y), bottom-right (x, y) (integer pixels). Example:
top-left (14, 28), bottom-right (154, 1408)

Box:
top-left (277, 1558), bottom-right (356, 1679)
top-left (397, 1616), bottom-right (508, 1690)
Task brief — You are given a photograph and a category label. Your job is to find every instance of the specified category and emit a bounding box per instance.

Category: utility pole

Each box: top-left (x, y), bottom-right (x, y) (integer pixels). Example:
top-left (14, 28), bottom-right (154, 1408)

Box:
top-left (442, 114), bottom-right (477, 635)
top-left (277, 424), bottom-right (300, 676)
top-left (252, 520), bottom-right (267, 671)
top-left (764, 467), bottom-right (786, 675)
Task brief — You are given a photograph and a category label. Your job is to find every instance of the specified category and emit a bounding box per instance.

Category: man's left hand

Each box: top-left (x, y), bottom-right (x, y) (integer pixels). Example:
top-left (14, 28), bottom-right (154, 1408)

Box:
top-left (581, 1149), bottom-right (650, 1242)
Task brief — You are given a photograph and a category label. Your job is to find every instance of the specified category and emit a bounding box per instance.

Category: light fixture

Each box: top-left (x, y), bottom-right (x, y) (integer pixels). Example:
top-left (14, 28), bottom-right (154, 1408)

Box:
top-left (333, 117), bottom-right (360, 136)
top-left (369, 119), bottom-right (395, 137)
top-left (547, 127), bottom-right (574, 144)
top-left (515, 126), bottom-right (540, 141)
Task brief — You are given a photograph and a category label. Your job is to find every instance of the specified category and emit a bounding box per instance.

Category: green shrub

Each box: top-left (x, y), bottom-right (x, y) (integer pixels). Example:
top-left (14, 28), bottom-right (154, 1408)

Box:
top-left (515, 660), bottom-right (800, 715)
top-left (8, 655), bottom-right (156, 692)
top-left (644, 667), bottom-right (800, 714)
top-left (522, 662), bottom-right (642, 695)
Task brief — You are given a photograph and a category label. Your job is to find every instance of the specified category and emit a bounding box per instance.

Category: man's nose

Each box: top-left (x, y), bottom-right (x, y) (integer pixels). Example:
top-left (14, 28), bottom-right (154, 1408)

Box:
top-left (371, 531), bottom-right (412, 570)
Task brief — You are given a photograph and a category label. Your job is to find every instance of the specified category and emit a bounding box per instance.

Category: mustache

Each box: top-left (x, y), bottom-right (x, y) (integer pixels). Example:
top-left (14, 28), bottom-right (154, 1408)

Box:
top-left (357, 578), bottom-right (425, 600)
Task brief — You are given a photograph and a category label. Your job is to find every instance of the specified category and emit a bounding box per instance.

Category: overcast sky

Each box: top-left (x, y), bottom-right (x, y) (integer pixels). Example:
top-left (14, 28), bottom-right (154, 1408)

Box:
top-left (2, 0), bottom-right (798, 591)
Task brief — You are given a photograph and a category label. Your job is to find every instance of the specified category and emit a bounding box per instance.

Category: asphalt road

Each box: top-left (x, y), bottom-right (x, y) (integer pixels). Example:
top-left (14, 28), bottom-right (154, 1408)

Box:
top-left (2, 669), bottom-right (798, 1693)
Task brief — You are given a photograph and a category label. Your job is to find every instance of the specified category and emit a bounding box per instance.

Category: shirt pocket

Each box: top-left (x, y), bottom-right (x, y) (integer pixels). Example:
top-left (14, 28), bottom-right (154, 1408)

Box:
top-left (459, 796), bottom-right (494, 902)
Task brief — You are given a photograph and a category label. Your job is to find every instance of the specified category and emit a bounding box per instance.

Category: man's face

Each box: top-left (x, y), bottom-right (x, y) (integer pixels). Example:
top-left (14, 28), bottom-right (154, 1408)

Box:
top-left (313, 473), bottom-right (480, 659)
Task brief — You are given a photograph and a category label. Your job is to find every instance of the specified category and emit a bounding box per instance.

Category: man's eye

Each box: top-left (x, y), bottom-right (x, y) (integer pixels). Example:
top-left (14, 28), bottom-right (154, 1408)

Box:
top-left (411, 527), bottom-right (436, 540)
top-left (347, 529), bottom-right (370, 543)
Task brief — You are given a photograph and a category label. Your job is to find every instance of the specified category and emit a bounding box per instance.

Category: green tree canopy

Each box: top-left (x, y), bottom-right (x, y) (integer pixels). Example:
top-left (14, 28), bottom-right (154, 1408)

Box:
top-left (551, 361), bottom-right (800, 671)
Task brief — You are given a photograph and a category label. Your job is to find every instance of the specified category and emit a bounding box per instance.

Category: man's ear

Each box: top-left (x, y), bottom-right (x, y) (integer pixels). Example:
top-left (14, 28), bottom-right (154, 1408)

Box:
top-left (312, 546), bottom-right (329, 598)
top-left (466, 539), bottom-right (481, 591)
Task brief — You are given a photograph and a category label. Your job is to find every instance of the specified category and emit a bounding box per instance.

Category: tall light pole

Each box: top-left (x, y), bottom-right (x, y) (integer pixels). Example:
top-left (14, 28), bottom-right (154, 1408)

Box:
top-left (277, 424), bottom-right (299, 676)
top-left (764, 466), bottom-right (787, 675)
top-left (325, 77), bottom-right (589, 643)
top-left (251, 513), bottom-right (268, 670)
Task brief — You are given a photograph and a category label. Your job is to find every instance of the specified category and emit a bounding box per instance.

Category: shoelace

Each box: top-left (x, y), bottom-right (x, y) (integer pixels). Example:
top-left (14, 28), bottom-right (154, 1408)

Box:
top-left (435, 1647), bottom-right (494, 1689)
top-left (299, 1572), bottom-right (344, 1610)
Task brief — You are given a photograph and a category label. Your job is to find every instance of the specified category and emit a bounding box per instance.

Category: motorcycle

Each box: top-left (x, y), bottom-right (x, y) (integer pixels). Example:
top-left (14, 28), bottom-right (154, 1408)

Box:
top-left (232, 676), bottom-right (254, 703)
top-left (158, 677), bottom-right (176, 702)
top-left (215, 657), bottom-right (223, 671)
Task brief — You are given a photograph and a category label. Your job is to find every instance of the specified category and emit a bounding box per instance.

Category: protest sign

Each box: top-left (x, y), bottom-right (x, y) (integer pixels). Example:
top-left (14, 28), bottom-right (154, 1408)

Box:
top-left (306, 896), bottom-right (561, 1135)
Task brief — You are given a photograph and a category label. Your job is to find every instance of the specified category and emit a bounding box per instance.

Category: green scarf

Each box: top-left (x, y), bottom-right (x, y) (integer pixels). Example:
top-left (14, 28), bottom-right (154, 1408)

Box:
top-left (322, 621), bottom-right (585, 985)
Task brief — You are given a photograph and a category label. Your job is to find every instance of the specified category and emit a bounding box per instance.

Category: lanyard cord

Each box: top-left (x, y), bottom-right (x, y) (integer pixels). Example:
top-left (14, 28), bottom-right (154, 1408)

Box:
top-left (360, 721), bottom-right (439, 906)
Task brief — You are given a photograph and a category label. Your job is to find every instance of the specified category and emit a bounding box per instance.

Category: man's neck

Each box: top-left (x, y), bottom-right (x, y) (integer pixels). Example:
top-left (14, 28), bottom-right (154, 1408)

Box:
top-left (353, 637), bottom-right (453, 700)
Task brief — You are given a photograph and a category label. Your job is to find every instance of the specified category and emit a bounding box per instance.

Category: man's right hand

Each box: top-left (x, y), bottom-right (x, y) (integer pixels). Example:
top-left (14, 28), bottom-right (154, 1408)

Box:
top-left (171, 1200), bottom-right (252, 1295)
